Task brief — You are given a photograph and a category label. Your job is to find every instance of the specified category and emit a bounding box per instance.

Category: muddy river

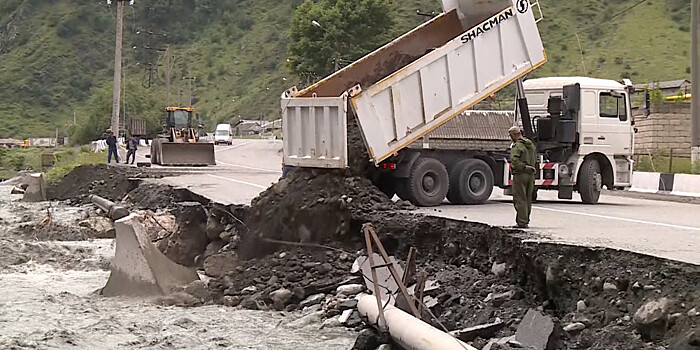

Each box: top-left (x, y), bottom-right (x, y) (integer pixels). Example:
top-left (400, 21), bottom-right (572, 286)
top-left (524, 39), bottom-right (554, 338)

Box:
top-left (0, 187), bottom-right (355, 349)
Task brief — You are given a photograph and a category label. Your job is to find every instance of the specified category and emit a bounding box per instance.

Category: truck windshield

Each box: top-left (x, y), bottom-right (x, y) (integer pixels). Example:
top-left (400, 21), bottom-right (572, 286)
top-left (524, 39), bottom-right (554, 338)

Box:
top-left (599, 92), bottom-right (627, 121)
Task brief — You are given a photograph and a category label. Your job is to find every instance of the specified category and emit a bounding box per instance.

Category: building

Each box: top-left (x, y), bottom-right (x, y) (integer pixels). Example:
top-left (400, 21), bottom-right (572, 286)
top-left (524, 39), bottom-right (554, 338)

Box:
top-left (261, 119), bottom-right (282, 133)
top-left (234, 120), bottom-right (263, 136)
top-left (633, 103), bottom-right (692, 157)
top-left (634, 79), bottom-right (691, 98)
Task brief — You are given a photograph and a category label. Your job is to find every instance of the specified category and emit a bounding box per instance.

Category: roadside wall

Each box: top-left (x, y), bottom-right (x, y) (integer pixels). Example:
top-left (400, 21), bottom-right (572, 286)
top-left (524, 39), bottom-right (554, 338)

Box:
top-left (634, 103), bottom-right (691, 157)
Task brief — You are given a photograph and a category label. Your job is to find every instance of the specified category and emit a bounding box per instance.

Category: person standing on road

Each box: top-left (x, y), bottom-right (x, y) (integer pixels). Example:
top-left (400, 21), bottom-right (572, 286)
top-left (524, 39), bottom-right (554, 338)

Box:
top-left (126, 135), bottom-right (138, 165)
top-left (509, 126), bottom-right (536, 228)
top-left (106, 130), bottom-right (120, 164)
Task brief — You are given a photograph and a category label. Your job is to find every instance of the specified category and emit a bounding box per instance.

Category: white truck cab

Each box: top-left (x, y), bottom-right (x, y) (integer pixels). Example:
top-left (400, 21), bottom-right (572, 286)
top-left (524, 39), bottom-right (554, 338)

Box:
top-left (214, 124), bottom-right (233, 145)
top-left (514, 77), bottom-right (634, 203)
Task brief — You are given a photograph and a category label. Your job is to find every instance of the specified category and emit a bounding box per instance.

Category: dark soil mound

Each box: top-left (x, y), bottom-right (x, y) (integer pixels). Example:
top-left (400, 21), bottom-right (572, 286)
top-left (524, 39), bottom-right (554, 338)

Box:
top-left (47, 164), bottom-right (137, 203)
top-left (126, 182), bottom-right (210, 210)
top-left (241, 168), bottom-right (406, 259)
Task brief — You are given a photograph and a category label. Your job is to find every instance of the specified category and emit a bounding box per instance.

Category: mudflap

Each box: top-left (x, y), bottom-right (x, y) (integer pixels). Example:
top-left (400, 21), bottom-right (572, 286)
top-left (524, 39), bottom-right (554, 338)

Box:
top-left (158, 142), bottom-right (216, 166)
top-left (101, 214), bottom-right (199, 297)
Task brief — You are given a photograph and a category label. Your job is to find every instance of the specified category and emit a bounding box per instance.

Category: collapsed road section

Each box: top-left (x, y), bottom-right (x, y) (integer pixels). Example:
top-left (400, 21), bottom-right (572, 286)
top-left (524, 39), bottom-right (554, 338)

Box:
top-left (22, 163), bottom-right (698, 350)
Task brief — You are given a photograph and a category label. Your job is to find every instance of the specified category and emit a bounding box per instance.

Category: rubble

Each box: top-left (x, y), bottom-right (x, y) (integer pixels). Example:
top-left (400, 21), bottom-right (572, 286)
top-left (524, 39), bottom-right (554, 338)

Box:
top-left (634, 298), bottom-right (671, 341)
top-left (451, 320), bottom-right (506, 342)
top-left (514, 309), bottom-right (559, 350)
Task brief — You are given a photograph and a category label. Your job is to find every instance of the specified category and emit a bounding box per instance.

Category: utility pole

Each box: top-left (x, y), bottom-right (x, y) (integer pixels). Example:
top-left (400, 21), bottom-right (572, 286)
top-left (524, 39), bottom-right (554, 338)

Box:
top-left (165, 45), bottom-right (171, 107)
top-left (110, 0), bottom-right (130, 138)
top-left (183, 75), bottom-right (196, 106)
top-left (692, 0), bottom-right (700, 168)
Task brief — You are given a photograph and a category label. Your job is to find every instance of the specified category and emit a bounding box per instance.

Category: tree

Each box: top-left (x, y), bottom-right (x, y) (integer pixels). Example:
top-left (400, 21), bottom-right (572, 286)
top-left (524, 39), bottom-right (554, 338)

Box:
top-left (287, 0), bottom-right (394, 80)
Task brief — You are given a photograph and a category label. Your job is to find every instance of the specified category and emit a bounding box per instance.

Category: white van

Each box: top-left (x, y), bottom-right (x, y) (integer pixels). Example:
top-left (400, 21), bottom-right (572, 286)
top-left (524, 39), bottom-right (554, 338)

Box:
top-left (214, 124), bottom-right (233, 145)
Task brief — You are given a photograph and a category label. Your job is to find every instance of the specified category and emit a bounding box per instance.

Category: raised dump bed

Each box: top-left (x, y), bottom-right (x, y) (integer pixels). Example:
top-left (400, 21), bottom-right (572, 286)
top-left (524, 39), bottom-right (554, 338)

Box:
top-left (282, 0), bottom-right (546, 168)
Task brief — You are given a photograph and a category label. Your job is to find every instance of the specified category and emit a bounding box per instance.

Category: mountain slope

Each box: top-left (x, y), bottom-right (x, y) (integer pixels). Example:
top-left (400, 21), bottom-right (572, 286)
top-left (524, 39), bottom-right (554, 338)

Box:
top-left (0, 0), bottom-right (691, 140)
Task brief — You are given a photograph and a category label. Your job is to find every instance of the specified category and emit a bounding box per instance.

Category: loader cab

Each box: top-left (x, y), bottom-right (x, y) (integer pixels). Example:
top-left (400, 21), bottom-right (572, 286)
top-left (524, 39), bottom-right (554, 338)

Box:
top-left (165, 107), bottom-right (194, 129)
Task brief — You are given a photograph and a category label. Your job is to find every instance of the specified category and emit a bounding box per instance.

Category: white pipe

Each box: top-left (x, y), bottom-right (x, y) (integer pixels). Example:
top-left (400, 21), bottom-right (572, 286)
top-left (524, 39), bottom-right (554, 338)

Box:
top-left (357, 295), bottom-right (478, 350)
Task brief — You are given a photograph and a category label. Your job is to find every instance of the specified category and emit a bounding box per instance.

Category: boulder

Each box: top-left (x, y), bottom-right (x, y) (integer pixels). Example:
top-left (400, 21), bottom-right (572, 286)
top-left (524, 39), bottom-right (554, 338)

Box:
top-left (78, 216), bottom-right (116, 238)
top-left (491, 262), bottom-right (507, 277)
top-left (300, 293), bottom-right (326, 308)
top-left (270, 288), bottom-right (293, 310)
top-left (634, 298), bottom-right (670, 341)
top-left (184, 280), bottom-right (211, 301)
top-left (515, 309), bottom-right (560, 350)
top-left (352, 328), bottom-right (382, 350)
top-left (337, 284), bottom-right (365, 296)
top-left (451, 320), bottom-right (506, 342)
top-left (563, 322), bottom-right (586, 333)
top-left (206, 214), bottom-right (224, 240)
top-left (203, 251), bottom-right (238, 277)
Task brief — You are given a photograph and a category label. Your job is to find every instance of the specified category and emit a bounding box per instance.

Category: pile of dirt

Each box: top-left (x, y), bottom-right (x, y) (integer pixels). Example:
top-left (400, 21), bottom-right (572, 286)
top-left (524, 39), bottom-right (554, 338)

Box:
top-left (125, 182), bottom-right (210, 210)
top-left (12, 221), bottom-right (88, 241)
top-left (47, 164), bottom-right (138, 203)
top-left (241, 168), bottom-right (410, 259)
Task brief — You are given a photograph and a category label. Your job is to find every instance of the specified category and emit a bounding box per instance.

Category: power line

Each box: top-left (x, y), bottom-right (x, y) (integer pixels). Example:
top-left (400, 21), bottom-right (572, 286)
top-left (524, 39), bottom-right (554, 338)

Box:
top-left (546, 0), bottom-right (651, 45)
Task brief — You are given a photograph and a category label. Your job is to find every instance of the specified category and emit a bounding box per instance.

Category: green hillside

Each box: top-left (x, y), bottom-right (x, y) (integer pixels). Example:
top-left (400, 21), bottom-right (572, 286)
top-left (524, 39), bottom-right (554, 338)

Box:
top-left (0, 0), bottom-right (691, 142)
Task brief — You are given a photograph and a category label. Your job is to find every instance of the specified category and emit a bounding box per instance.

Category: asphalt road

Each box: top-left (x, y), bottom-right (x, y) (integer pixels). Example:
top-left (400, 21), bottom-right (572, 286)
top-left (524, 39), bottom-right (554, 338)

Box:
top-left (150, 139), bottom-right (700, 265)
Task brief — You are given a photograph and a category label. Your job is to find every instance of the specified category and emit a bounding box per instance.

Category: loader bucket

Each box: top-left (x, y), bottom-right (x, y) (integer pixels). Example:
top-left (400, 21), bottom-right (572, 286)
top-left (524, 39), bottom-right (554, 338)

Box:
top-left (151, 140), bottom-right (216, 166)
top-left (101, 215), bottom-right (199, 297)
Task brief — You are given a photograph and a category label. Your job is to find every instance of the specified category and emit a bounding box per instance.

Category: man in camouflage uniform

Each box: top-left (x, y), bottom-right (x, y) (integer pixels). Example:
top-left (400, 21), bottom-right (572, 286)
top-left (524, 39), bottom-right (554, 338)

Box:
top-left (509, 126), bottom-right (536, 228)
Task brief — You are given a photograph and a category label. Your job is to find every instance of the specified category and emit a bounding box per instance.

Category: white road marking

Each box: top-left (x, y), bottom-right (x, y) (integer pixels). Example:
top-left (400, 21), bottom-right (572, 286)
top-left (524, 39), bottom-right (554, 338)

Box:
top-left (215, 160), bottom-right (281, 173)
top-left (206, 174), bottom-right (269, 189)
top-left (215, 141), bottom-right (253, 153)
top-left (533, 206), bottom-right (700, 232)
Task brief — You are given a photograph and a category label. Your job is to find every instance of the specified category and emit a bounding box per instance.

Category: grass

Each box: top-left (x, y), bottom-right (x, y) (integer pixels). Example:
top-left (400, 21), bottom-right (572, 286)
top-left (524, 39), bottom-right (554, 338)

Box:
top-left (45, 147), bottom-right (106, 184)
top-left (0, 146), bottom-right (105, 183)
top-left (635, 154), bottom-right (697, 174)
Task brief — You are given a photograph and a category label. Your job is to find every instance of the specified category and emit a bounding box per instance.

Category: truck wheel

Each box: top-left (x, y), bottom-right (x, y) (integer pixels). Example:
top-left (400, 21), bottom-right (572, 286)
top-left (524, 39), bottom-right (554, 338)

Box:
top-left (448, 159), bottom-right (494, 204)
top-left (579, 159), bottom-right (602, 204)
top-left (406, 157), bottom-right (449, 207)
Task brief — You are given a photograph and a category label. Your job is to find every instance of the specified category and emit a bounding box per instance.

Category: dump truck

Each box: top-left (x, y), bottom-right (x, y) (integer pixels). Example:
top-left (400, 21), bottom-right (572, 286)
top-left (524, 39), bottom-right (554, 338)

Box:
top-left (150, 107), bottom-right (216, 166)
top-left (281, 0), bottom-right (634, 206)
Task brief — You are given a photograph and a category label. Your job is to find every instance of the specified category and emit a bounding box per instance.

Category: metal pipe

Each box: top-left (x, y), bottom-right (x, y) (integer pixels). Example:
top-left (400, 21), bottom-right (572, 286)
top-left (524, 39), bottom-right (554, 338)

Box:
top-left (89, 195), bottom-right (129, 221)
top-left (357, 295), bottom-right (478, 350)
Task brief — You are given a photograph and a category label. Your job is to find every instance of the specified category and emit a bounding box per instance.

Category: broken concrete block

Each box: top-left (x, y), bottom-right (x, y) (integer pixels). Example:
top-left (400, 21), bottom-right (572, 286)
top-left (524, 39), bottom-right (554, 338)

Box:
top-left (576, 300), bottom-right (587, 312)
top-left (668, 329), bottom-right (700, 350)
top-left (687, 307), bottom-right (699, 317)
top-left (485, 291), bottom-right (514, 307)
top-left (101, 215), bottom-right (200, 297)
top-left (450, 320), bottom-right (506, 341)
top-left (634, 298), bottom-right (670, 341)
top-left (22, 173), bottom-right (46, 202)
top-left (483, 336), bottom-right (516, 350)
top-left (515, 309), bottom-right (559, 350)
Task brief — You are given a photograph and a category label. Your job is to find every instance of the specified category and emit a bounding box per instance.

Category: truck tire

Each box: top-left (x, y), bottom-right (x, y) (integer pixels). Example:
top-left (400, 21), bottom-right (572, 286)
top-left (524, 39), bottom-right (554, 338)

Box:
top-left (448, 159), bottom-right (493, 204)
top-left (406, 157), bottom-right (449, 207)
top-left (579, 159), bottom-right (602, 204)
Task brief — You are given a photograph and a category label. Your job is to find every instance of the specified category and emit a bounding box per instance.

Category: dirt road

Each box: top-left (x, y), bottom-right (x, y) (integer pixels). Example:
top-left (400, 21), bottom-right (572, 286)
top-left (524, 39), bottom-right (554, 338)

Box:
top-left (166, 140), bottom-right (700, 265)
